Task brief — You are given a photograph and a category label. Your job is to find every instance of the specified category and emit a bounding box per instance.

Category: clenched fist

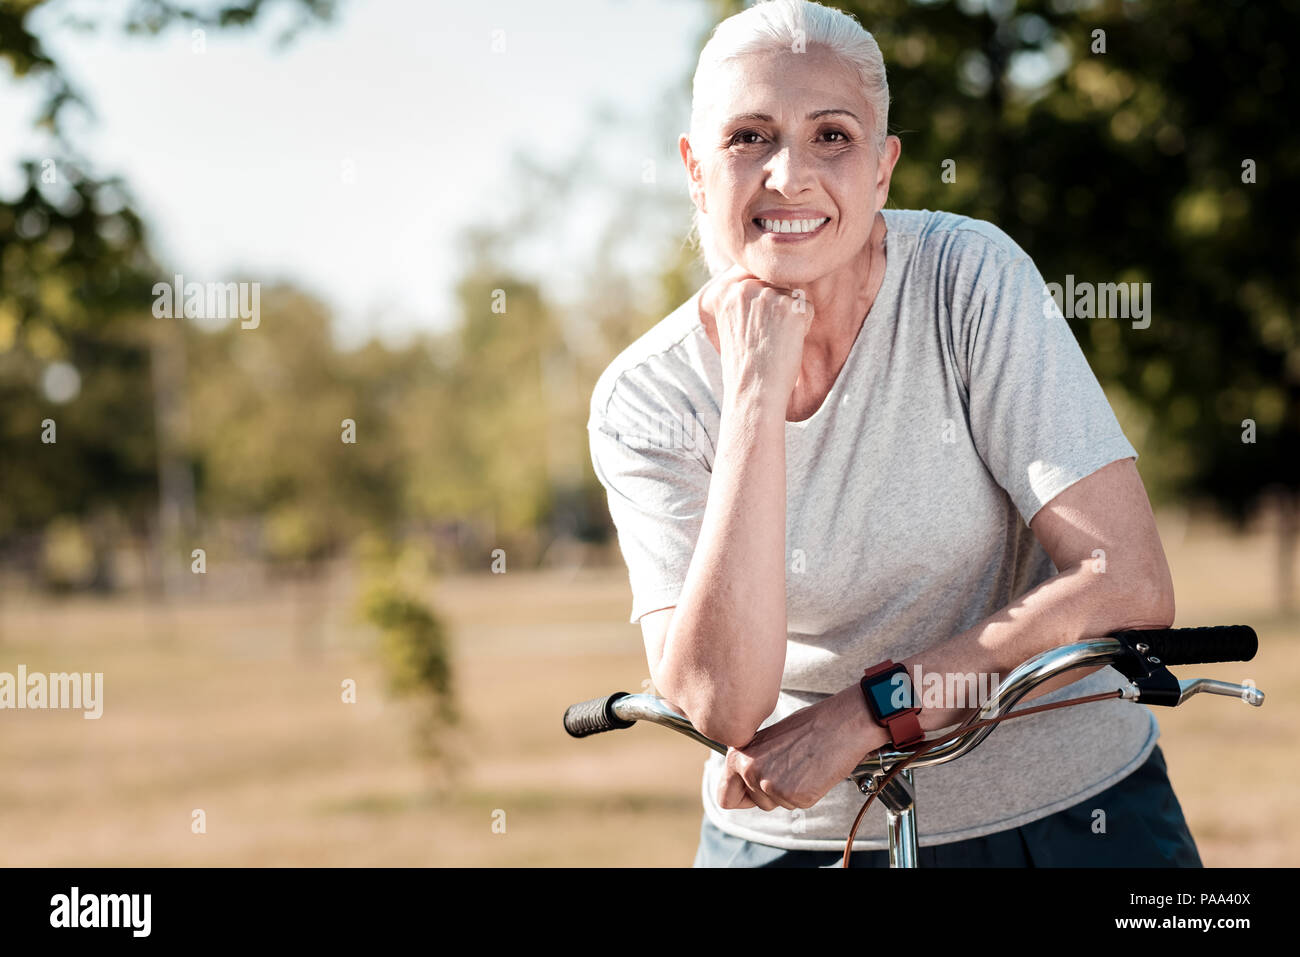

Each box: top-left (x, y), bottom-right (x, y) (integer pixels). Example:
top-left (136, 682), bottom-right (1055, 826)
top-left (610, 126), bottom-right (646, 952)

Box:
top-left (698, 264), bottom-right (814, 412)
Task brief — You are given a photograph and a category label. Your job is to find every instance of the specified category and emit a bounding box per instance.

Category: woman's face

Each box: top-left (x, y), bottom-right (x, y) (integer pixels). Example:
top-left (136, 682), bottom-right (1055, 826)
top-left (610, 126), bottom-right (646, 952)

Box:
top-left (682, 45), bottom-right (898, 287)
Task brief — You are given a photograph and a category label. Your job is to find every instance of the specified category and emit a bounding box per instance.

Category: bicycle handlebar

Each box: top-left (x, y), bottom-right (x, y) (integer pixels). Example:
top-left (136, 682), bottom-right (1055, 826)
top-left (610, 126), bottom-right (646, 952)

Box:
top-left (853, 625), bottom-right (1257, 777)
top-left (561, 692), bottom-right (637, 738)
top-left (1110, 624), bottom-right (1257, 665)
top-left (562, 625), bottom-right (1262, 777)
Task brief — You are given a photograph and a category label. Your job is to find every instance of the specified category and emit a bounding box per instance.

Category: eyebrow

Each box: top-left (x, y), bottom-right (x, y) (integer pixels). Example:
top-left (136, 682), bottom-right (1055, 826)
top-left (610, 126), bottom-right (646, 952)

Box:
top-left (722, 109), bottom-right (862, 126)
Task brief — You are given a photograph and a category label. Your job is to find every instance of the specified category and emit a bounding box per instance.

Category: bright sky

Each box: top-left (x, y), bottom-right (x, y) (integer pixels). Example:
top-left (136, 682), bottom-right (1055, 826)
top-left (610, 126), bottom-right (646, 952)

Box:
top-left (0, 0), bottom-right (713, 345)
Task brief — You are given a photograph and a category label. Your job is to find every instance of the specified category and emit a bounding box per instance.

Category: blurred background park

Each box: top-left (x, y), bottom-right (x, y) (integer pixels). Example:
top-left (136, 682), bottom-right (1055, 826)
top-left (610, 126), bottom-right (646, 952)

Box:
top-left (0, 0), bottom-right (1295, 865)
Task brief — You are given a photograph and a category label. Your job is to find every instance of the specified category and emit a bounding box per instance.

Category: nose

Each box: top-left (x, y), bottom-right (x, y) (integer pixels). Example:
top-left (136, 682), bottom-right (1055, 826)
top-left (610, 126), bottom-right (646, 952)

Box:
top-left (764, 143), bottom-right (815, 196)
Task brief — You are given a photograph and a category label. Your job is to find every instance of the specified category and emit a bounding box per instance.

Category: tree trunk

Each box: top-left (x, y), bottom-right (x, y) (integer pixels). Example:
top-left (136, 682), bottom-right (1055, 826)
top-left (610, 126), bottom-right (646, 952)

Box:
top-left (149, 322), bottom-right (197, 599)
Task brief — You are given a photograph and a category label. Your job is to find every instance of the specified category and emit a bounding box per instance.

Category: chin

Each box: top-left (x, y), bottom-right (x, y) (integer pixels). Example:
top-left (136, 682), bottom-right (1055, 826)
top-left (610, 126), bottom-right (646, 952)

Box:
top-left (750, 257), bottom-right (825, 288)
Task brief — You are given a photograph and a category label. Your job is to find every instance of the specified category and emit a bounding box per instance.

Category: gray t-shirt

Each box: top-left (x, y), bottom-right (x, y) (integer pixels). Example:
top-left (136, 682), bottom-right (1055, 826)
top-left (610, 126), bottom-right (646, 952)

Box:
top-left (586, 208), bottom-right (1158, 851)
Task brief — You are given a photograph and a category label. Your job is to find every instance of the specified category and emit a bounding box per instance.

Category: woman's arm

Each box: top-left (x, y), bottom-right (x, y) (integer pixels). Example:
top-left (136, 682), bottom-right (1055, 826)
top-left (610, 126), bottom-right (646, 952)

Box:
top-left (650, 384), bottom-right (791, 748)
top-left (900, 456), bottom-right (1174, 732)
top-left (646, 272), bottom-right (812, 749)
top-left (716, 455), bottom-right (1174, 811)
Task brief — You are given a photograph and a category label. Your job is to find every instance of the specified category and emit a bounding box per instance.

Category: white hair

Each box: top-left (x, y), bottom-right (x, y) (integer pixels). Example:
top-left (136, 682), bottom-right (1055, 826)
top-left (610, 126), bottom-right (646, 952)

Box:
top-left (686, 0), bottom-right (891, 277)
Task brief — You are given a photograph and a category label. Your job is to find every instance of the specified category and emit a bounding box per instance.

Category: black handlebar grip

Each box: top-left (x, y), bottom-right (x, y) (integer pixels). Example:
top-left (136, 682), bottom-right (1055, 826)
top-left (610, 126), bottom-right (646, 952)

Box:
top-left (1113, 625), bottom-right (1258, 666)
top-left (563, 692), bottom-right (636, 738)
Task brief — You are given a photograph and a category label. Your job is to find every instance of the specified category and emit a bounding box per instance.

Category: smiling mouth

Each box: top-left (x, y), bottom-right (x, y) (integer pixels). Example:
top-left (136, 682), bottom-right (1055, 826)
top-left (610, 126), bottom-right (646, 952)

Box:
top-left (752, 216), bottom-right (831, 235)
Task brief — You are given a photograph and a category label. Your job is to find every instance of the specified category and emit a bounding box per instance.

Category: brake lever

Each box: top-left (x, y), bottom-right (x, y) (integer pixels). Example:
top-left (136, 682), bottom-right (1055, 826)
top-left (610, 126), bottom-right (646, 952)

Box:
top-left (1111, 640), bottom-right (1183, 706)
top-left (1112, 639), bottom-right (1265, 708)
top-left (1177, 678), bottom-right (1265, 707)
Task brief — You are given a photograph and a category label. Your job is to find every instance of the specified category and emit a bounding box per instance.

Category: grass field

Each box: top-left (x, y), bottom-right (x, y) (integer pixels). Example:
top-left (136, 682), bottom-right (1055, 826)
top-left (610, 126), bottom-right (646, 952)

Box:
top-left (0, 509), bottom-right (1295, 866)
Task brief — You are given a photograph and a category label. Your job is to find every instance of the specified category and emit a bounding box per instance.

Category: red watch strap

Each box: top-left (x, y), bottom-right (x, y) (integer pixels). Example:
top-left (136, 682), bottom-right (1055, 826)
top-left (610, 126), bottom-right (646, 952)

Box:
top-left (883, 709), bottom-right (925, 749)
top-left (861, 659), bottom-right (898, 680)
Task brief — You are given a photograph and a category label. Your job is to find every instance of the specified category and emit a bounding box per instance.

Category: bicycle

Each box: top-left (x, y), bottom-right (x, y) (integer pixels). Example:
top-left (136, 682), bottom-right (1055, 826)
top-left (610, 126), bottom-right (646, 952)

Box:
top-left (563, 625), bottom-right (1264, 867)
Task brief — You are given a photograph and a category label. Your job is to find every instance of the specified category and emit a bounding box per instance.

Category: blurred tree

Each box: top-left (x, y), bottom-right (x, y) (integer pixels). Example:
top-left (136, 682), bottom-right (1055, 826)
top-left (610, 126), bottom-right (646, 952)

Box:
top-left (182, 285), bottom-right (432, 657)
top-left (700, 0), bottom-right (1298, 610)
top-left (0, 164), bottom-right (155, 518)
top-left (184, 286), bottom-right (409, 551)
top-left (0, 0), bottom-right (336, 586)
top-left (442, 66), bottom-right (723, 569)
top-left (357, 539), bottom-right (458, 767)
top-left (442, 273), bottom-right (561, 563)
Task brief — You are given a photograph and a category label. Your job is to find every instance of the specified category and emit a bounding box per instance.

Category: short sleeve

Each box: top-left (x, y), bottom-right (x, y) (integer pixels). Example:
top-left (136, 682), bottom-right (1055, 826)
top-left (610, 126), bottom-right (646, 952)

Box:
top-left (588, 396), bottom-right (713, 624)
top-left (964, 253), bottom-right (1138, 527)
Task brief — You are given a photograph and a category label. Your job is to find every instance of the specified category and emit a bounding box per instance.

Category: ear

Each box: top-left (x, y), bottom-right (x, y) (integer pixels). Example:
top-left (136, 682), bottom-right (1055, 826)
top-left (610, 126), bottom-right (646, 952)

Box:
top-left (679, 133), bottom-right (706, 212)
top-left (875, 134), bottom-right (902, 209)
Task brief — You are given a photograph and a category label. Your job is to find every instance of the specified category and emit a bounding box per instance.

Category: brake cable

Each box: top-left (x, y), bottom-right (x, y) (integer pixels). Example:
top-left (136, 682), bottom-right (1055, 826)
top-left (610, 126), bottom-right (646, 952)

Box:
top-left (841, 688), bottom-right (1124, 868)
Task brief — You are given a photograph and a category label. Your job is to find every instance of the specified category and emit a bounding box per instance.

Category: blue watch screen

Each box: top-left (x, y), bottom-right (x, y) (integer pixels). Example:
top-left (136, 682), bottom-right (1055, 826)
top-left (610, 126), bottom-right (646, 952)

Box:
top-left (868, 668), bottom-right (912, 717)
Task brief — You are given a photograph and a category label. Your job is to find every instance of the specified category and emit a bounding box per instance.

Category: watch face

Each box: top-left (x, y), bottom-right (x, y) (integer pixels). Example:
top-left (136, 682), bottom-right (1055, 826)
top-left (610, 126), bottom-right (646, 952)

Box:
top-left (866, 665), bottom-right (913, 719)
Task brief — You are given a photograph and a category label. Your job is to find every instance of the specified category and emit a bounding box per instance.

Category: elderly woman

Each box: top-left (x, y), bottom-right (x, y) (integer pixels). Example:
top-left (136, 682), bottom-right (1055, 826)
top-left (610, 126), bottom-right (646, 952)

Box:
top-left (587, 0), bottom-right (1201, 867)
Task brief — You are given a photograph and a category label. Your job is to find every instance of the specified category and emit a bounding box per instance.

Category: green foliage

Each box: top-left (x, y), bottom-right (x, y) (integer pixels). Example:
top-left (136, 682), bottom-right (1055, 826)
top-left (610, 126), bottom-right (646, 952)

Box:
top-left (362, 585), bottom-right (453, 704)
top-left (0, 0), bottom-right (336, 571)
top-left (358, 553), bottom-right (457, 761)
top-left (182, 287), bottom-right (408, 563)
top-left (39, 514), bottom-right (95, 590)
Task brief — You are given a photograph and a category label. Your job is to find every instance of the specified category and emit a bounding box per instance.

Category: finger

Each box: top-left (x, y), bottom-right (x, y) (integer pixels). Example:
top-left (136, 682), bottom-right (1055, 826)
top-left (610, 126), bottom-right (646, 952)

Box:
top-left (721, 773), bottom-right (758, 810)
top-left (733, 766), bottom-right (782, 812)
top-left (703, 263), bottom-right (757, 310)
top-left (717, 767), bottom-right (751, 810)
top-left (752, 776), bottom-right (798, 812)
top-left (744, 784), bottom-right (781, 813)
top-left (723, 748), bottom-right (770, 811)
top-left (736, 760), bottom-right (796, 812)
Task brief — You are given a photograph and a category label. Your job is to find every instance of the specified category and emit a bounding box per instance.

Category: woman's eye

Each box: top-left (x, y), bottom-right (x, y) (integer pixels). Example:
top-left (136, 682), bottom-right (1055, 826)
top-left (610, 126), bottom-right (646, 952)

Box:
top-left (728, 128), bottom-right (851, 147)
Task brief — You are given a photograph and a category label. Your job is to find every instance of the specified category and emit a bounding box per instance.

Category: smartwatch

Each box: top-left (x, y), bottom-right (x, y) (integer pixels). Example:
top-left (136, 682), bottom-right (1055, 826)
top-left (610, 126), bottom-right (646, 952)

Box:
top-left (859, 659), bottom-right (925, 749)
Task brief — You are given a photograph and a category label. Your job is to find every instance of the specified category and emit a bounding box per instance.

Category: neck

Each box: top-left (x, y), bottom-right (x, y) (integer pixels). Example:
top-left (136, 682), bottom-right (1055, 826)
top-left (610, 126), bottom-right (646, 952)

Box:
top-left (800, 212), bottom-right (888, 361)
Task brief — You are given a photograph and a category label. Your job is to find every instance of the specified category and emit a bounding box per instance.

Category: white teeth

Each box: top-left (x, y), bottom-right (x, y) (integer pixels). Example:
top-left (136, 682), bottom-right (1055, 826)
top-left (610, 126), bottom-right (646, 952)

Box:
top-left (758, 217), bottom-right (829, 234)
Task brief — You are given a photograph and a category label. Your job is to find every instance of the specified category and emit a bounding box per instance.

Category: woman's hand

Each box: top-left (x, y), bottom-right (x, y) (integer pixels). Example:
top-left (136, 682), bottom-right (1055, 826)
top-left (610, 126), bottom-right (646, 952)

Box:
top-left (717, 685), bottom-right (890, 811)
top-left (698, 264), bottom-right (813, 411)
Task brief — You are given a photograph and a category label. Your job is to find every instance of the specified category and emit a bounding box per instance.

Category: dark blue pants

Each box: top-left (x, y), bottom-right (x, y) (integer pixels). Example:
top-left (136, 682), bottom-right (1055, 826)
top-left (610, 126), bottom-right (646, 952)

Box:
top-left (693, 744), bottom-right (1202, 867)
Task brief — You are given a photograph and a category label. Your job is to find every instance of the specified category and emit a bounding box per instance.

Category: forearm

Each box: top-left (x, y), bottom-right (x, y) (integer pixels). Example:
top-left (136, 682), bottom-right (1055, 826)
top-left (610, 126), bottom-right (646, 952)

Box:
top-left (658, 383), bottom-right (789, 745)
top-left (896, 560), bottom-right (1176, 734)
